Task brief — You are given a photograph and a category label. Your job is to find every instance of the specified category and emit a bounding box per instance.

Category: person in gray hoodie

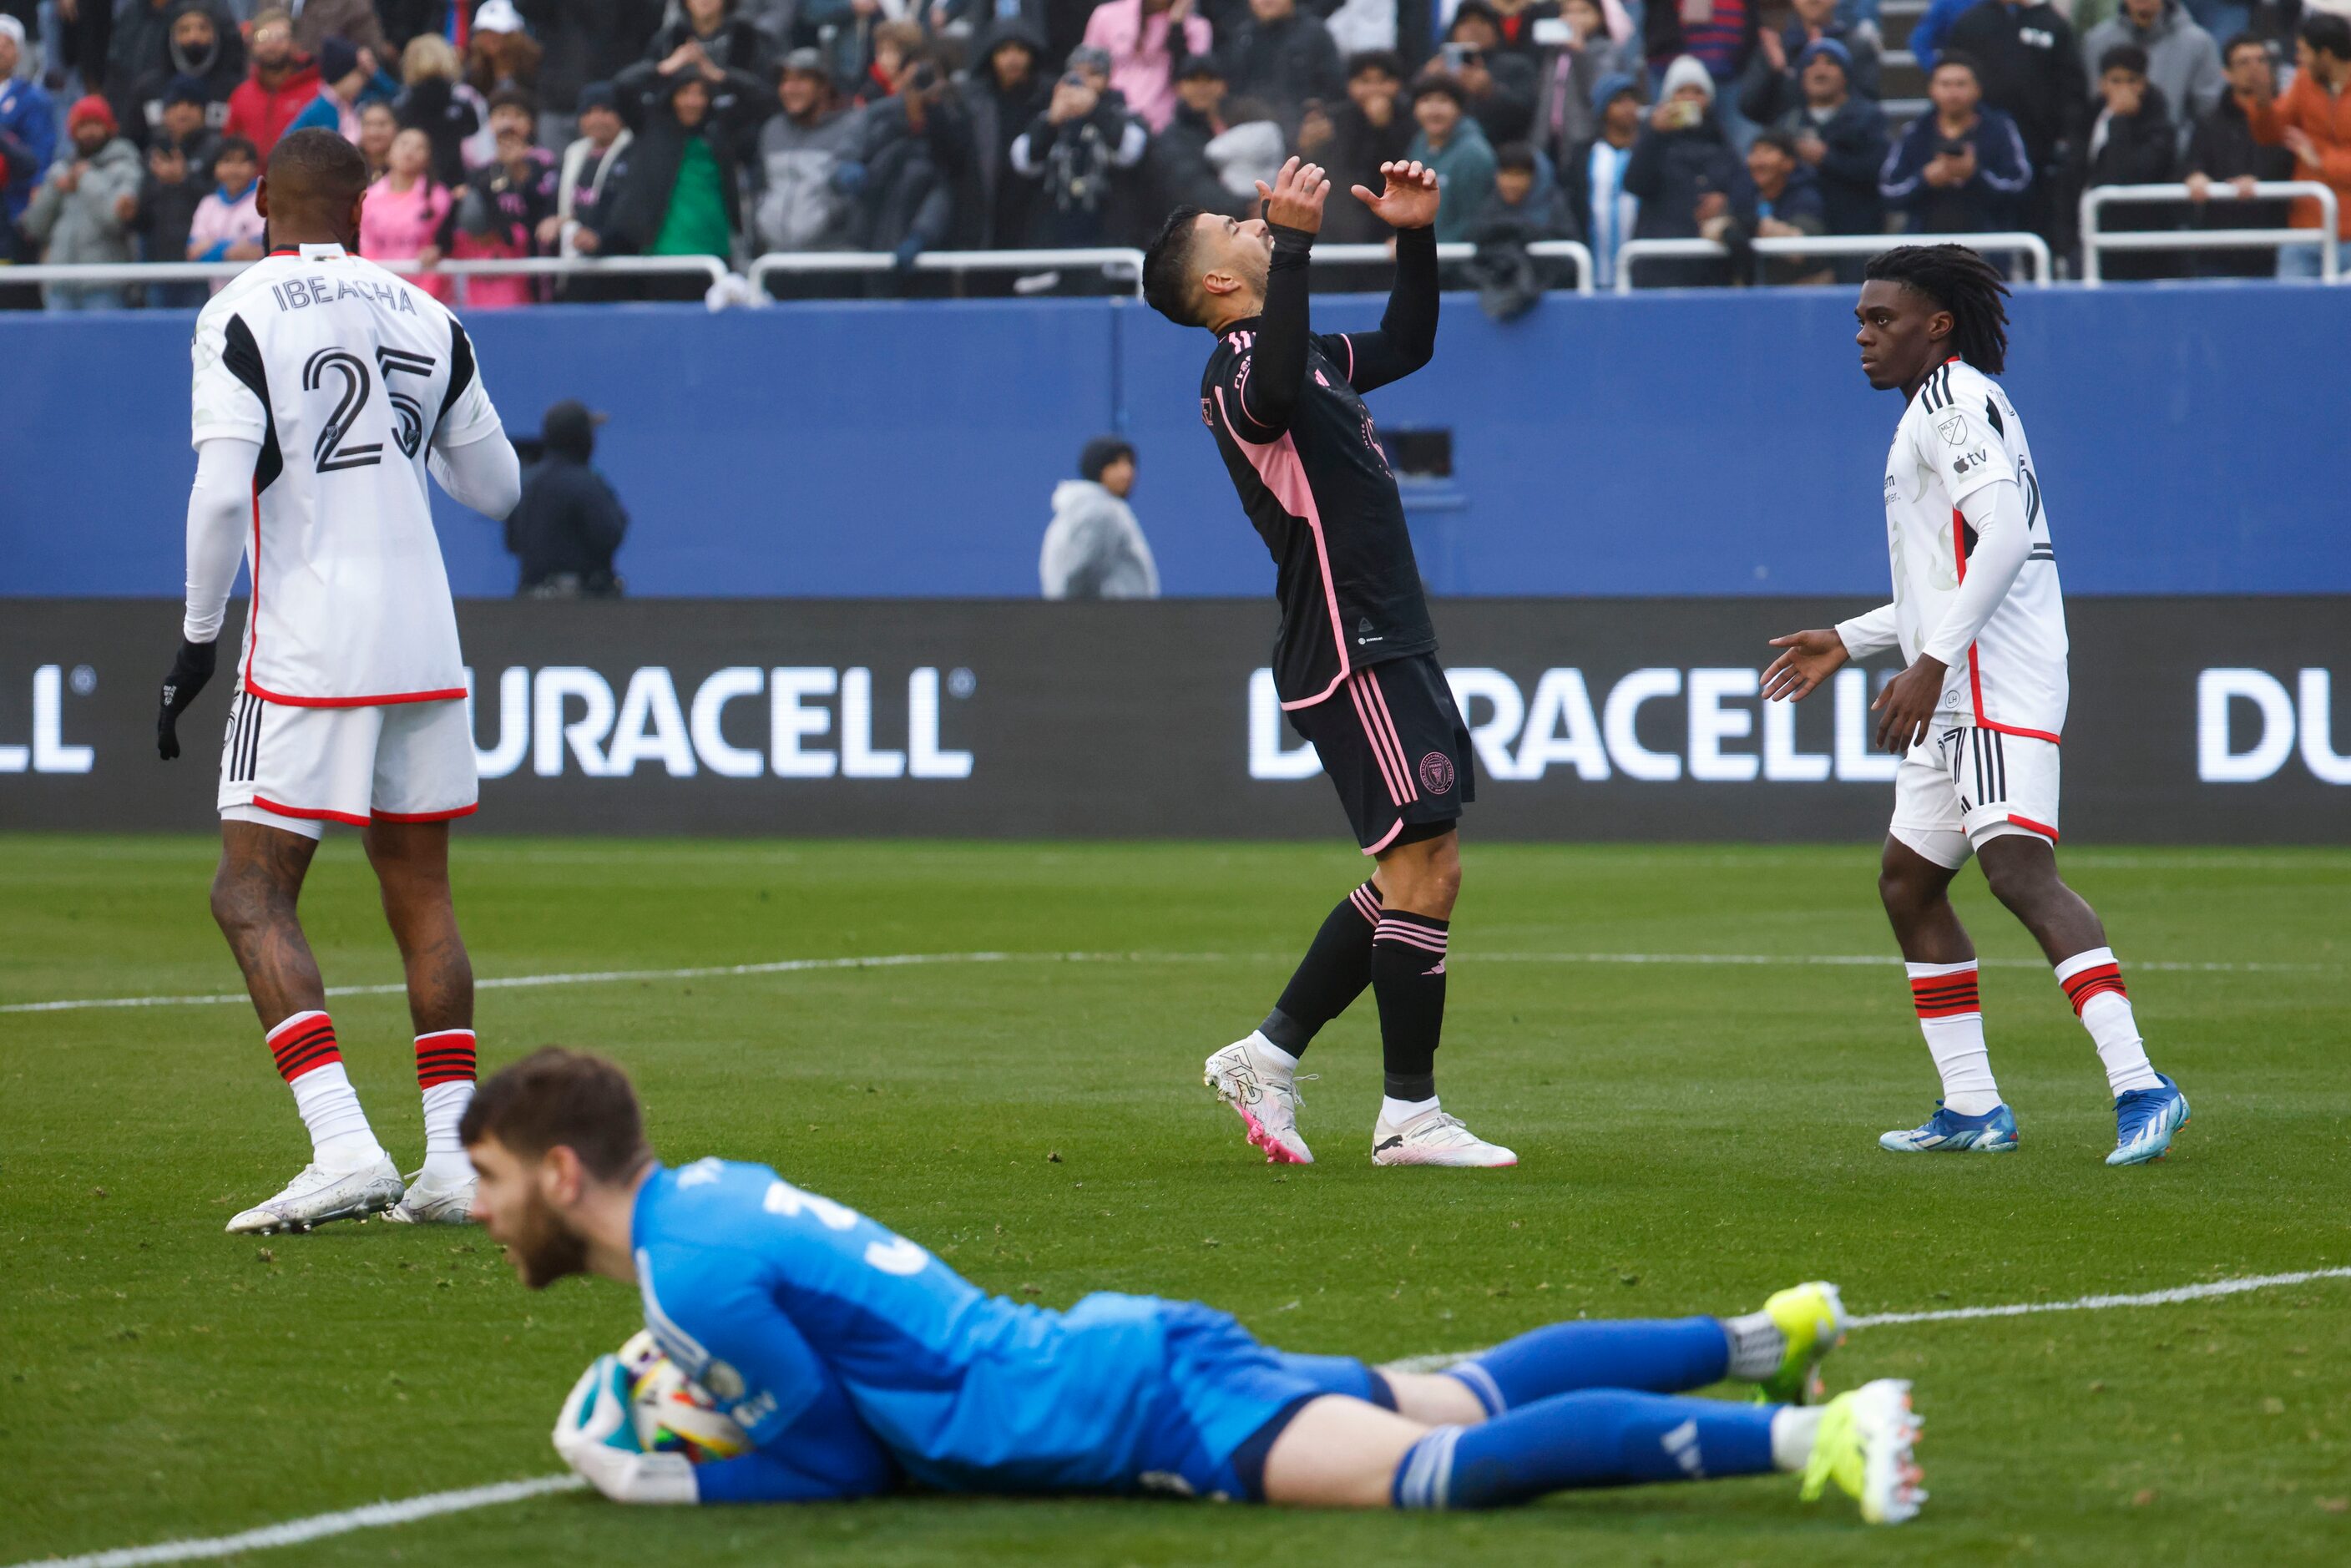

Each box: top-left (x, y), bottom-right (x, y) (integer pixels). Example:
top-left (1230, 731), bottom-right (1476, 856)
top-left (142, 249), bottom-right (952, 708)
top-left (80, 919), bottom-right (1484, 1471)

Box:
top-left (2081, 0), bottom-right (2222, 144)
top-left (23, 94), bottom-right (144, 309)
top-left (754, 48), bottom-right (863, 254)
top-left (1041, 438), bottom-right (1161, 600)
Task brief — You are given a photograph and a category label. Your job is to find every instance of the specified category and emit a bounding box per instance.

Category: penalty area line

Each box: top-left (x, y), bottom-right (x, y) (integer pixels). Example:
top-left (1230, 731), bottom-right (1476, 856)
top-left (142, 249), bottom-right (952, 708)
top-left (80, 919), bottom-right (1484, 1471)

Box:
top-left (2, 948), bottom-right (2331, 1015)
top-left (17, 1269), bottom-right (2350, 1568)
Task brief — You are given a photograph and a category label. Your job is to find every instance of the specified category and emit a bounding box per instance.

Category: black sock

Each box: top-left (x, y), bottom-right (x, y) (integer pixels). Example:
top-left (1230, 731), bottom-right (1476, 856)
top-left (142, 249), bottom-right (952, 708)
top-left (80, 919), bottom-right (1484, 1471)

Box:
top-left (1261, 882), bottom-right (1383, 1057)
top-left (1372, 910), bottom-right (1448, 1100)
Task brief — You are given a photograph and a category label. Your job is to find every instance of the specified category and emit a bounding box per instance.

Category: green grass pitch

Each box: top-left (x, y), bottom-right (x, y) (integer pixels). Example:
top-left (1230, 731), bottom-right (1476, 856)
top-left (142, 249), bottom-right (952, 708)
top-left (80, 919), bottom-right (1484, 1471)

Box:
top-left (3, 835), bottom-right (2347, 1567)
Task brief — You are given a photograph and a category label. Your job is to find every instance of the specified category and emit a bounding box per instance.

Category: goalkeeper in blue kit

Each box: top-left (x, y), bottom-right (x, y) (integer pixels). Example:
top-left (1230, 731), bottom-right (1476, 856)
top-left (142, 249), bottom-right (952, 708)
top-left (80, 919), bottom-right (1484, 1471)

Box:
top-left (463, 1050), bottom-right (1925, 1522)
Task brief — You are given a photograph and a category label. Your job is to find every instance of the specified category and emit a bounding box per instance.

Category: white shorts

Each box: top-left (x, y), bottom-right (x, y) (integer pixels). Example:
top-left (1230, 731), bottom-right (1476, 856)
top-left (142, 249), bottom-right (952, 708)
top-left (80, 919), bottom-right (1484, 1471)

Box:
top-left (1888, 725), bottom-right (2060, 870)
top-left (218, 690), bottom-right (479, 840)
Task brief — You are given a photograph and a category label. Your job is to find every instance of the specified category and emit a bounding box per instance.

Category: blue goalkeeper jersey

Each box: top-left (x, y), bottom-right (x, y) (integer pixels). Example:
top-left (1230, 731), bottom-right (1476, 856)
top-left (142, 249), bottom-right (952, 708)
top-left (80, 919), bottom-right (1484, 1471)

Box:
top-left (630, 1158), bottom-right (1346, 1505)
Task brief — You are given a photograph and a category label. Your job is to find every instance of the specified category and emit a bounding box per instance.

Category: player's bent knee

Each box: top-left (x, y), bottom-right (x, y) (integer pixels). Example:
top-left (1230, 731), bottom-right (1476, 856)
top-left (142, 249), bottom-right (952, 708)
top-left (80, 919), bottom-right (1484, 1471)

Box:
top-left (1258, 1395), bottom-right (1429, 1508)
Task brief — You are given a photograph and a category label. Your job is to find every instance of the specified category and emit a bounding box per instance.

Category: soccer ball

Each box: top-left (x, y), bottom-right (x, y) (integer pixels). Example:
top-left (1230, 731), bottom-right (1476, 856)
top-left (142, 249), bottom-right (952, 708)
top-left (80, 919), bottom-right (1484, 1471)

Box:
top-left (616, 1330), bottom-right (751, 1462)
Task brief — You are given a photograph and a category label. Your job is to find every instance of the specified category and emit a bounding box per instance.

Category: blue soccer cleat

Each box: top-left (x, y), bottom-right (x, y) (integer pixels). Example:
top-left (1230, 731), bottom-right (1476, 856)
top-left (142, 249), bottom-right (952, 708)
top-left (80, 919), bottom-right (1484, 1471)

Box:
top-left (2106, 1075), bottom-right (2188, 1166)
top-left (1878, 1101), bottom-right (2019, 1154)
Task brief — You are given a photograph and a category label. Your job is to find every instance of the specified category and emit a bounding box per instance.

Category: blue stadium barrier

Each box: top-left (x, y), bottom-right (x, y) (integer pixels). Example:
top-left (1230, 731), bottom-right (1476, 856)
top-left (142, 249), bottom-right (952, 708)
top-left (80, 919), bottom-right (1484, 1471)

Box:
top-left (3, 283), bottom-right (2343, 599)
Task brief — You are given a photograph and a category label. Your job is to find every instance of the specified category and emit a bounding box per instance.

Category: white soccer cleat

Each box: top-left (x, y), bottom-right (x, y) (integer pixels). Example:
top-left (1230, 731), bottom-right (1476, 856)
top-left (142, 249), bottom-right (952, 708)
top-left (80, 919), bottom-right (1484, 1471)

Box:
top-left (1801, 1378), bottom-right (1927, 1525)
top-left (1371, 1105), bottom-right (1518, 1167)
top-left (225, 1156), bottom-right (404, 1234)
top-left (1203, 1034), bottom-right (1314, 1164)
top-left (386, 1169), bottom-right (478, 1226)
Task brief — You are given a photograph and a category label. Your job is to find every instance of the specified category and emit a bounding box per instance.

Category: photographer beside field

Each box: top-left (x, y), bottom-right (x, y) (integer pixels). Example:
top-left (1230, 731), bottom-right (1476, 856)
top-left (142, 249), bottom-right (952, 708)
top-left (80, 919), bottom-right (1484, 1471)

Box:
top-left (508, 399), bottom-right (629, 599)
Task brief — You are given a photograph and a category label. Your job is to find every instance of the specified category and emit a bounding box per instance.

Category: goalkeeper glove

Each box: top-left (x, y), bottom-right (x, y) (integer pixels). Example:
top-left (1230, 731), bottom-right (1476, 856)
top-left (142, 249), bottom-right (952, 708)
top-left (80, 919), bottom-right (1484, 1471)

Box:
top-left (157, 638), bottom-right (218, 761)
top-left (553, 1353), bottom-right (698, 1505)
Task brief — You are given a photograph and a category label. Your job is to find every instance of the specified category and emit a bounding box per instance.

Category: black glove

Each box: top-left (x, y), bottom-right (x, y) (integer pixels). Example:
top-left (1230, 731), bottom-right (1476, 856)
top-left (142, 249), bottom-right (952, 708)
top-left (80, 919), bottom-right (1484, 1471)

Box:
top-left (157, 638), bottom-right (218, 761)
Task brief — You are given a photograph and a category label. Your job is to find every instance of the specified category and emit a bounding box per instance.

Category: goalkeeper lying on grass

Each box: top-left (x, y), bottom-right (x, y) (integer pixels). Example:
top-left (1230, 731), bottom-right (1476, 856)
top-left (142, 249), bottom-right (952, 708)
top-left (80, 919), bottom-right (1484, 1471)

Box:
top-left (464, 1048), bottom-right (1925, 1521)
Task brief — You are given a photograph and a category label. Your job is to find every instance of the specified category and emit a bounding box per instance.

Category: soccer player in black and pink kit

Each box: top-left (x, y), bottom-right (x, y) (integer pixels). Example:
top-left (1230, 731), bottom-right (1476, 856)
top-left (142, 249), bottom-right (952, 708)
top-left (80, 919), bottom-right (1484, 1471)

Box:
top-left (1141, 159), bottom-right (1514, 1169)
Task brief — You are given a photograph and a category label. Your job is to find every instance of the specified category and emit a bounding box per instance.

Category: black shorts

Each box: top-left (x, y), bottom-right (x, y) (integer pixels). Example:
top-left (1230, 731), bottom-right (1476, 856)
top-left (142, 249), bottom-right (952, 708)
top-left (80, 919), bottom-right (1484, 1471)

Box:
top-left (1287, 654), bottom-right (1474, 855)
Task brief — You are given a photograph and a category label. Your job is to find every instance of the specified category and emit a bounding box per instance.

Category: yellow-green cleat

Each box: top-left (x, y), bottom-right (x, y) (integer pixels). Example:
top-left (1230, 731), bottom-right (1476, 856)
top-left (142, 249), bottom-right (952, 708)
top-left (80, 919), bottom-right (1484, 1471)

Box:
top-left (1757, 1280), bottom-right (1848, 1405)
top-left (1799, 1378), bottom-right (1925, 1525)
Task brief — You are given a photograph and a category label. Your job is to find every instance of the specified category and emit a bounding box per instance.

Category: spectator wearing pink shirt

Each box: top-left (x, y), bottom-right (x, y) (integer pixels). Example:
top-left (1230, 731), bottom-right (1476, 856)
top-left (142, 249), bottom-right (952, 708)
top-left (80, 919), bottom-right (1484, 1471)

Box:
top-left (185, 134), bottom-right (265, 291)
top-left (1083, 0), bottom-right (1213, 132)
top-left (361, 125), bottom-right (456, 302)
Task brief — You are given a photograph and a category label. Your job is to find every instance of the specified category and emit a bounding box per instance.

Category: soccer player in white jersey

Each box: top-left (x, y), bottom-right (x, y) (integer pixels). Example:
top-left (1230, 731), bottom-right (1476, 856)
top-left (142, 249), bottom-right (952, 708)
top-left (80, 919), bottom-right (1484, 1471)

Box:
top-left (1760, 245), bottom-right (2189, 1168)
top-left (154, 130), bottom-right (523, 1233)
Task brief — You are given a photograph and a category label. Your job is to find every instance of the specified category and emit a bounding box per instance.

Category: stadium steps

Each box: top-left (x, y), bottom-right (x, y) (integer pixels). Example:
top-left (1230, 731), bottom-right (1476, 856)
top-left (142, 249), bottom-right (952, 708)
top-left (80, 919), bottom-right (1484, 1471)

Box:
top-left (1876, 0), bottom-right (1928, 127)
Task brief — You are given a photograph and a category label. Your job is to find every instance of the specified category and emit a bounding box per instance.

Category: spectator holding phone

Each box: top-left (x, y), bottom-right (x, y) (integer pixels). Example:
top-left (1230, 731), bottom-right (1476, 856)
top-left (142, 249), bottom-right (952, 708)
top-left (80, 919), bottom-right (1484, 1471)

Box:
top-left (1012, 46), bottom-right (1150, 251)
top-left (1879, 52), bottom-right (2031, 236)
top-left (1620, 53), bottom-right (1741, 284)
top-left (606, 40), bottom-right (771, 293)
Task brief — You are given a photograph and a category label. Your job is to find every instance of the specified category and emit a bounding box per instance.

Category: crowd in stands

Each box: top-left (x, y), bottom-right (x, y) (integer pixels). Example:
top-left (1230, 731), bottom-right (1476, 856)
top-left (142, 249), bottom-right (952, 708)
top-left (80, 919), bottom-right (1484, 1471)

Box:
top-left (0, 0), bottom-right (2345, 306)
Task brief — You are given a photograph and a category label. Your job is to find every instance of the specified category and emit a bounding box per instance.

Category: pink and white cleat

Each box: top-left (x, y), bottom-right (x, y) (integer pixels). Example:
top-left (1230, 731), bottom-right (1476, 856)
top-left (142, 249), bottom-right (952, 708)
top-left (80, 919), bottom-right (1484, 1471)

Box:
top-left (1203, 1034), bottom-right (1314, 1165)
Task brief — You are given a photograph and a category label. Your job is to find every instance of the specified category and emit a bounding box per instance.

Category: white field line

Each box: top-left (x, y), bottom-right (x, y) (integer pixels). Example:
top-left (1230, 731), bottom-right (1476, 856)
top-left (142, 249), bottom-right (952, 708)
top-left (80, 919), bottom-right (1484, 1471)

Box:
top-left (13, 1267), bottom-right (2349, 1568)
top-left (8, 1475), bottom-right (586, 1568)
top-left (1383, 1265), bottom-right (2351, 1372)
top-left (3, 948), bottom-right (2333, 1016)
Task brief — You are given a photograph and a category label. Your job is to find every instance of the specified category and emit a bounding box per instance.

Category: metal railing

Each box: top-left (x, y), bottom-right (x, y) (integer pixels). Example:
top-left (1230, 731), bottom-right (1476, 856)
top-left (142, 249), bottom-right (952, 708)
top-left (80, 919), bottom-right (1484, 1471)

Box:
top-left (2080, 181), bottom-right (2340, 285)
top-left (1613, 230), bottom-right (2054, 292)
top-left (1312, 239), bottom-right (1596, 295)
top-left (749, 240), bottom-right (1597, 298)
top-left (750, 246), bottom-right (1147, 297)
top-left (2, 253), bottom-right (731, 305)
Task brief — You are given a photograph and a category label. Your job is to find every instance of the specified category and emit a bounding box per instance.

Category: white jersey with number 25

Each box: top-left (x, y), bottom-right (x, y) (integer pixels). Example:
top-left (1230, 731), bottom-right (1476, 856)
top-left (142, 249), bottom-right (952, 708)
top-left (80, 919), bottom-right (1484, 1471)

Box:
top-left (190, 242), bottom-right (504, 707)
top-left (1880, 357), bottom-right (2068, 742)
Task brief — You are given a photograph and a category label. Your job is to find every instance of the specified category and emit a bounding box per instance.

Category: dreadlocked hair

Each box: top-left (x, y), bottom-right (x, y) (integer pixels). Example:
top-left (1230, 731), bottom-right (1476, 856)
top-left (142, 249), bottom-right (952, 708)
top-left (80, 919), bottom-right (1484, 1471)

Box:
top-left (1863, 244), bottom-right (2010, 375)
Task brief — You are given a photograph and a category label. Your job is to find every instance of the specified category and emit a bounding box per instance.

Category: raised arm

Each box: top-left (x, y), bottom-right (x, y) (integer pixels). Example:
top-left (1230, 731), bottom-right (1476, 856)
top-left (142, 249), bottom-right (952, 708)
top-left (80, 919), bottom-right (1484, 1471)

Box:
top-left (1337, 159), bottom-right (1441, 394)
top-left (1228, 157), bottom-right (1332, 438)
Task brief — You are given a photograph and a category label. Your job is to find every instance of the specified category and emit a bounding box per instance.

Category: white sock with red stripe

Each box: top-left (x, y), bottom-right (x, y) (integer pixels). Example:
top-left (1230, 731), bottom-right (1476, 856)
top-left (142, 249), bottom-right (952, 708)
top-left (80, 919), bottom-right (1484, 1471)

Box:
top-left (265, 1011), bottom-right (385, 1172)
top-left (415, 1029), bottom-right (478, 1184)
top-left (2054, 948), bottom-right (2161, 1095)
top-left (1908, 960), bottom-right (2001, 1116)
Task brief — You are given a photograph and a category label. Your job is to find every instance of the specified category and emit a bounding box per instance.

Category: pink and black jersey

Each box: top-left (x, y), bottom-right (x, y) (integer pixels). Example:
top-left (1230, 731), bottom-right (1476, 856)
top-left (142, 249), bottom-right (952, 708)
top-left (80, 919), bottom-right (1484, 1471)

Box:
top-left (1200, 224), bottom-right (1441, 711)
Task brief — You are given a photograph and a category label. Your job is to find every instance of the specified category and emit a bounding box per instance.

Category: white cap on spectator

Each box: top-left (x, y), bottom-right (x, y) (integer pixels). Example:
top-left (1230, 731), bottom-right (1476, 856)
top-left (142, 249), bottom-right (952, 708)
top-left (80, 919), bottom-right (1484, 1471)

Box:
top-left (0, 14), bottom-right (25, 47)
top-left (474, 0), bottom-right (525, 33)
top-left (1660, 54), bottom-right (1714, 103)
